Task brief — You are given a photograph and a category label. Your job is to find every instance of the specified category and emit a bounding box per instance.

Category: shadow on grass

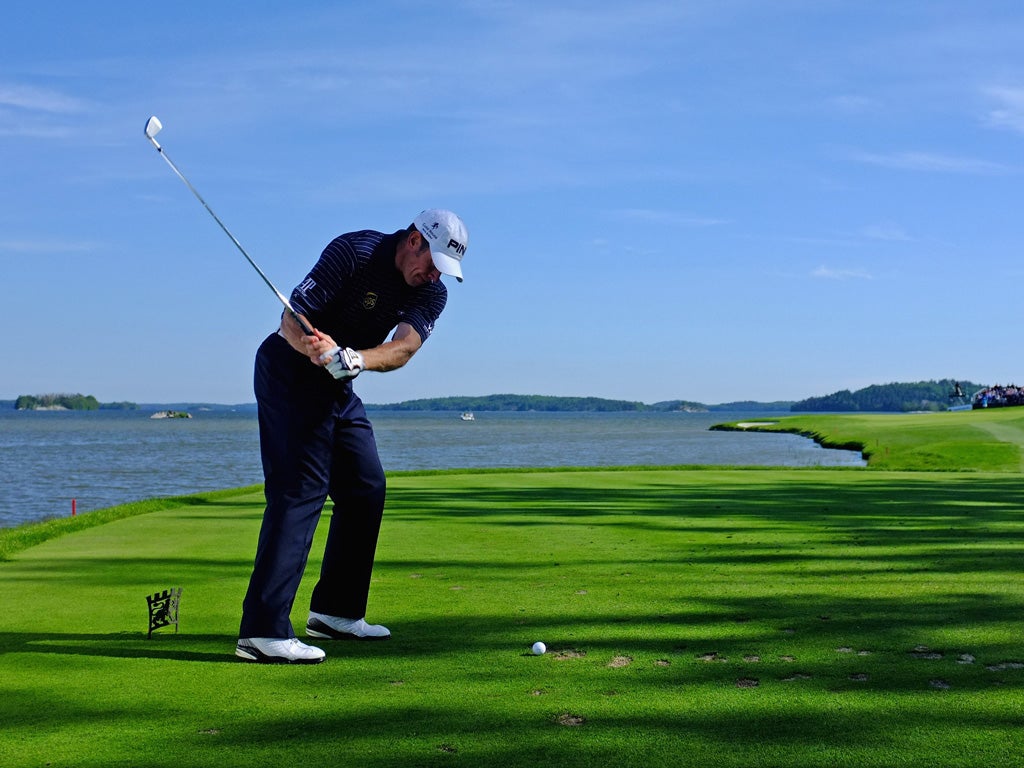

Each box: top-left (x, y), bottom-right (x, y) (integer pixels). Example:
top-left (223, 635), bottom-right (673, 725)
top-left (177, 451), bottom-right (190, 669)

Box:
top-left (0, 632), bottom-right (235, 663)
top-left (386, 473), bottom-right (1024, 559)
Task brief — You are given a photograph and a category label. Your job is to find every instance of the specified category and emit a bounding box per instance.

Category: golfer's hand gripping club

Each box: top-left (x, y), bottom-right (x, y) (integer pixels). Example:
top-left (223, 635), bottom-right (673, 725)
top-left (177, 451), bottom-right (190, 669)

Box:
top-left (322, 346), bottom-right (365, 380)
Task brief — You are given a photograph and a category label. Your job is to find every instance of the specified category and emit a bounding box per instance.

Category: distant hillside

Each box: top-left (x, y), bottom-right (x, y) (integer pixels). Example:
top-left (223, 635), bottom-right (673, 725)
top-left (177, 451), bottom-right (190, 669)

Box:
top-left (8, 395), bottom-right (257, 413)
top-left (366, 394), bottom-right (794, 412)
top-left (6, 382), bottom-right (991, 414)
top-left (368, 394), bottom-right (645, 412)
top-left (791, 379), bottom-right (983, 412)
top-left (699, 400), bottom-right (795, 413)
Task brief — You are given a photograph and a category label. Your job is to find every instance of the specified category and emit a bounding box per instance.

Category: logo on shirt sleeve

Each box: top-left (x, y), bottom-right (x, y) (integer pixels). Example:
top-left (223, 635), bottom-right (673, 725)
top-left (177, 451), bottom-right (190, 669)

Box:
top-left (362, 292), bottom-right (378, 310)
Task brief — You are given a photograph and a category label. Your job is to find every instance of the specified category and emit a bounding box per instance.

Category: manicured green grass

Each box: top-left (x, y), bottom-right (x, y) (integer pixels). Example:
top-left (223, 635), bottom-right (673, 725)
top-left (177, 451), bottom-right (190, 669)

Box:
top-left (0, 485), bottom-right (264, 562)
top-left (2, 461), bottom-right (1024, 767)
top-left (720, 407), bottom-right (1024, 472)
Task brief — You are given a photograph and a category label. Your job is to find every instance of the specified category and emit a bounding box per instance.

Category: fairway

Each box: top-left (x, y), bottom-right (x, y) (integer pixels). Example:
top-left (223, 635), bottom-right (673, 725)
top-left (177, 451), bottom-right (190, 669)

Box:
top-left (2, 464), bottom-right (1023, 767)
top-left (741, 408), bottom-right (1024, 472)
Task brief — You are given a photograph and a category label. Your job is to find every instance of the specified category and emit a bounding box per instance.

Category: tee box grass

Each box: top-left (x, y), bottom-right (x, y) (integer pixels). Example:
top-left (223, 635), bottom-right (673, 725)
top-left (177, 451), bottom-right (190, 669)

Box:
top-left (1, 409), bottom-right (1023, 767)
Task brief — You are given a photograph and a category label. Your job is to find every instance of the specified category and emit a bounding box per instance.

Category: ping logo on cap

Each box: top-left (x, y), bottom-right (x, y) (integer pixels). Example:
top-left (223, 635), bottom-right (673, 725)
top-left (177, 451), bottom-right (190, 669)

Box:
top-left (447, 238), bottom-right (466, 256)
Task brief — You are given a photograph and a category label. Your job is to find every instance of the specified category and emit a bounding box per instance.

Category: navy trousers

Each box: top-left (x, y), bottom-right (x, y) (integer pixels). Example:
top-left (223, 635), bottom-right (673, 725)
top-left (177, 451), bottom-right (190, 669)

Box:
top-left (240, 332), bottom-right (387, 639)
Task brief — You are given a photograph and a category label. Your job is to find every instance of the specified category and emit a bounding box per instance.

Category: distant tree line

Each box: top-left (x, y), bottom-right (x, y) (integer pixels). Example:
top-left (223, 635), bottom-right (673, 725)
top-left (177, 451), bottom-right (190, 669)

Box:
top-left (791, 380), bottom-right (984, 413)
top-left (368, 395), bottom-right (796, 413)
top-left (13, 394), bottom-right (138, 411)
top-left (9, 382), bottom-right (992, 414)
top-left (371, 394), bottom-right (648, 412)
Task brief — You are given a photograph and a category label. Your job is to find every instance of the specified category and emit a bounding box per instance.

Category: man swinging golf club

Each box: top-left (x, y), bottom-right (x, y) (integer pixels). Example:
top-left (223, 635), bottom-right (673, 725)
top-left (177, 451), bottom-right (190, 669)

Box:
top-left (235, 209), bottom-right (469, 664)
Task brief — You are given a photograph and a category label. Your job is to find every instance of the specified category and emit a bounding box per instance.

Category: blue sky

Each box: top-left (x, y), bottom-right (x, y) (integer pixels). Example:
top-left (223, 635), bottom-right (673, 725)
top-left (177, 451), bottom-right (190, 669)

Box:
top-left (3, 1), bottom-right (1022, 405)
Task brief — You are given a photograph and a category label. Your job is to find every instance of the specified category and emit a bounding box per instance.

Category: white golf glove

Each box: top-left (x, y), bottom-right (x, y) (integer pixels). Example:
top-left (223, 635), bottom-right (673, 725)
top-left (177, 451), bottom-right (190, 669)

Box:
top-left (321, 346), bottom-right (365, 380)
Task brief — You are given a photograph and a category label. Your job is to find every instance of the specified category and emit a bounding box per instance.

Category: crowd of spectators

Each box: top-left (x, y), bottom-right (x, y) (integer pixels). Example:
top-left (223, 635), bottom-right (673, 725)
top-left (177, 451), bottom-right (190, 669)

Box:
top-left (972, 384), bottom-right (1024, 409)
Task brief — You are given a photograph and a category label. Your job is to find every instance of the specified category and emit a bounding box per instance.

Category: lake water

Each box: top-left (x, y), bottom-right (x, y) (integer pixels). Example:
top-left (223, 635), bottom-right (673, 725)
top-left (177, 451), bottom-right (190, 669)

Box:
top-left (0, 409), bottom-right (864, 528)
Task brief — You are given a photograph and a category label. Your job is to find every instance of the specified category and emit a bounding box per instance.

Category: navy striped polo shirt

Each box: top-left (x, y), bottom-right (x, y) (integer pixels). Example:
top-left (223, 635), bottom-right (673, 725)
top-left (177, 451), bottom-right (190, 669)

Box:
top-left (288, 229), bottom-right (447, 350)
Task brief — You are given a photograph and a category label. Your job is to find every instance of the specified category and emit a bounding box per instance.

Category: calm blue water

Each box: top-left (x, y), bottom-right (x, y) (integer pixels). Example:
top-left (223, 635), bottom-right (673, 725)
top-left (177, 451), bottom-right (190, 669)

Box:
top-left (0, 409), bottom-right (863, 528)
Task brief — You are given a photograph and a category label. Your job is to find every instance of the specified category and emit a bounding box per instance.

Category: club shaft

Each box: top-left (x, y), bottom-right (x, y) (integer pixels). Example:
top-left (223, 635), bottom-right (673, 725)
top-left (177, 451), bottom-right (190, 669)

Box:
top-left (152, 144), bottom-right (314, 337)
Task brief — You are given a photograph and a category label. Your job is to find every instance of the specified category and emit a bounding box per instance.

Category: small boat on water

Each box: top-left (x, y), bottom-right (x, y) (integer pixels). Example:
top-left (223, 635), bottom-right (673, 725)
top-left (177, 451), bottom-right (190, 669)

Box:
top-left (460, 412), bottom-right (475, 421)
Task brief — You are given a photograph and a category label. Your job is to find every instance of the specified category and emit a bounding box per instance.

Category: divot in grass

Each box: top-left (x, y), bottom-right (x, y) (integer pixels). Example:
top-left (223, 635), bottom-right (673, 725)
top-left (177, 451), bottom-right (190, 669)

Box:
top-left (553, 649), bottom-right (586, 660)
top-left (607, 655), bottom-right (632, 668)
top-left (556, 714), bottom-right (586, 727)
top-left (839, 646), bottom-right (872, 656)
top-left (698, 652), bottom-right (727, 663)
top-left (736, 678), bottom-right (759, 688)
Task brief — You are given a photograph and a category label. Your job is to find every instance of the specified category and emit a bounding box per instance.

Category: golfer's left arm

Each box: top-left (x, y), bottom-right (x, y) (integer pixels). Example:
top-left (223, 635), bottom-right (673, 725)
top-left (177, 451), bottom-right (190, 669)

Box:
top-left (359, 322), bottom-right (422, 372)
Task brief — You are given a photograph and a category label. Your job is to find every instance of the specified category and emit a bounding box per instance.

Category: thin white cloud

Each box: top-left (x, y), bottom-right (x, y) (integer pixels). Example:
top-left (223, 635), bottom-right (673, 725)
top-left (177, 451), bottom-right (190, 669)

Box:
top-left (0, 240), bottom-right (99, 254)
top-left (0, 84), bottom-right (86, 113)
top-left (827, 94), bottom-right (880, 114)
top-left (615, 208), bottom-right (728, 227)
top-left (853, 150), bottom-right (1008, 174)
top-left (861, 224), bottom-right (912, 242)
top-left (0, 83), bottom-right (88, 139)
top-left (984, 86), bottom-right (1024, 134)
top-left (0, 120), bottom-right (75, 139)
top-left (812, 265), bottom-right (872, 280)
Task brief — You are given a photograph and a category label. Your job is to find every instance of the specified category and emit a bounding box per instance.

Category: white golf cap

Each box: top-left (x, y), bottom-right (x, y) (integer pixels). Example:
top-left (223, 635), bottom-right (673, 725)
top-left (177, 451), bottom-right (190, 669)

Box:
top-left (413, 209), bottom-right (468, 282)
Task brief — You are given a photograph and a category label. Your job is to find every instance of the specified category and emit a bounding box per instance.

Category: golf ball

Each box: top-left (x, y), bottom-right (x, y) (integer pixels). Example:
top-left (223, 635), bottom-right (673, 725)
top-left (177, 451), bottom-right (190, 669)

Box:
top-left (531, 641), bottom-right (546, 655)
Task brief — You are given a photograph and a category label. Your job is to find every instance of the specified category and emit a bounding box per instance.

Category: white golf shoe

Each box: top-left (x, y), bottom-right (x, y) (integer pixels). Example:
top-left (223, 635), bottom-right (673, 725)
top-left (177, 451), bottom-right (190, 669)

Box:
top-left (235, 637), bottom-right (326, 664)
top-left (306, 612), bottom-right (391, 641)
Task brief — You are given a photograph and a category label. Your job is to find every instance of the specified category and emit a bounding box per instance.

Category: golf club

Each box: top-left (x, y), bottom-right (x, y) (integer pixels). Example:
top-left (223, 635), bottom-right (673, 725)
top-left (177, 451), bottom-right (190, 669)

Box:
top-left (143, 116), bottom-right (314, 336)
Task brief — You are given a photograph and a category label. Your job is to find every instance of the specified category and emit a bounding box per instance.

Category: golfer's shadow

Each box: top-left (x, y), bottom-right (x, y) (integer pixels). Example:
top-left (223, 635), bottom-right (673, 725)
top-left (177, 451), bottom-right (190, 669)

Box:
top-left (0, 632), bottom-right (236, 663)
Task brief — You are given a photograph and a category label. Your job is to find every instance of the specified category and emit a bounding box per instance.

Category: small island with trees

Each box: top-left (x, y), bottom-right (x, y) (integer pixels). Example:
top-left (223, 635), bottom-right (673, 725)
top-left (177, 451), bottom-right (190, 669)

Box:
top-left (13, 394), bottom-right (138, 411)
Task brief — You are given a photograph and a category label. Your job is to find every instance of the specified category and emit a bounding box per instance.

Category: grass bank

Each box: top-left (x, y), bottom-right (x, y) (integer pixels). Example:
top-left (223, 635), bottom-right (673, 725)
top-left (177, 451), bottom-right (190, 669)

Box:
top-left (2, 412), bottom-right (1023, 766)
top-left (714, 406), bottom-right (1024, 471)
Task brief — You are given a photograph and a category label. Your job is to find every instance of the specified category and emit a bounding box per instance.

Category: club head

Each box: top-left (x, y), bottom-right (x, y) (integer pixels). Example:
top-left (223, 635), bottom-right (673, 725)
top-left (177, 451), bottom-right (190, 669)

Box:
top-left (144, 116), bottom-right (163, 141)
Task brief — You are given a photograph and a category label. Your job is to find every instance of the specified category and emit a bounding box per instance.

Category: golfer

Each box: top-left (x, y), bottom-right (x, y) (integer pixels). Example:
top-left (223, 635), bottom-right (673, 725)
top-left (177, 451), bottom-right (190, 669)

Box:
top-left (236, 209), bottom-right (469, 664)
